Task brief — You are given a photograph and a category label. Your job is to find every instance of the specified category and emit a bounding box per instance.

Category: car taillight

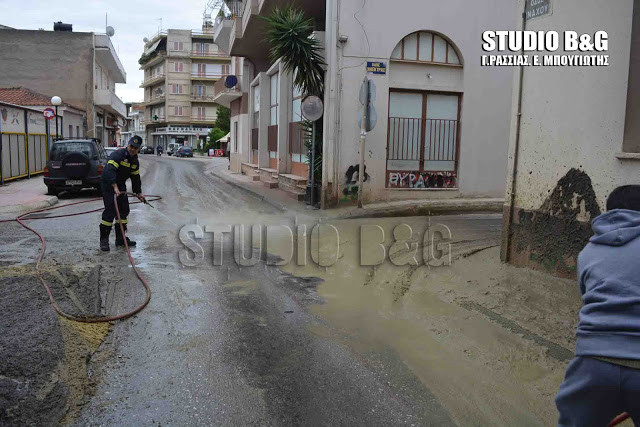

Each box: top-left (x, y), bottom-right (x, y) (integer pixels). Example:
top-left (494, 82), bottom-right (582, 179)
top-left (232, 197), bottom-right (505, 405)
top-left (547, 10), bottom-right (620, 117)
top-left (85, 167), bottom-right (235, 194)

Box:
top-left (98, 165), bottom-right (104, 175)
top-left (44, 166), bottom-right (49, 177)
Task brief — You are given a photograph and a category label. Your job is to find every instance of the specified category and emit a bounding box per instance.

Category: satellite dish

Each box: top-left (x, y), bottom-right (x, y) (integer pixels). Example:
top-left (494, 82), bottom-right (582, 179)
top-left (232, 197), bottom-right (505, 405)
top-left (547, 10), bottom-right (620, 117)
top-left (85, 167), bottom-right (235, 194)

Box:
top-left (224, 75), bottom-right (238, 89)
top-left (143, 37), bottom-right (149, 43)
top-left (106, 26), bottom-right (115, 37)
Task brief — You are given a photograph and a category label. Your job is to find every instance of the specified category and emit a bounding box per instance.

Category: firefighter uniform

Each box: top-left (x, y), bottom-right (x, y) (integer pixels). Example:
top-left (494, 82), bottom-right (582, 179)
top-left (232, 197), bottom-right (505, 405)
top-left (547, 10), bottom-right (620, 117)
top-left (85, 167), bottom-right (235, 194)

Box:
top-left (99, 136), bottom-right (143, 251)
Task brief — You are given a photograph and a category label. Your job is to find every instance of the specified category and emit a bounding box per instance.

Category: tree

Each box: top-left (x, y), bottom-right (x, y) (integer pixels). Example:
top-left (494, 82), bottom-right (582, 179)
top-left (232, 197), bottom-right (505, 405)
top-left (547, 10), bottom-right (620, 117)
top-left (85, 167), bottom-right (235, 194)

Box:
top-left (214, 106), bottom-right (231, 134)
top-left (206, 128), bottom-right (226, 151)
top-left (262, 6), bottom-right (326, 198)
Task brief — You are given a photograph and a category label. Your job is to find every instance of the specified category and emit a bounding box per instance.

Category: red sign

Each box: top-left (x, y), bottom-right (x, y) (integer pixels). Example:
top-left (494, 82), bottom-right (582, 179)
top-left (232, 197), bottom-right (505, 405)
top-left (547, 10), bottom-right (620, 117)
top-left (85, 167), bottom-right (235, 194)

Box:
top-left (43, 108), bottom-right (55, 120)
top-left (214, 149), bottom-right (225, 157)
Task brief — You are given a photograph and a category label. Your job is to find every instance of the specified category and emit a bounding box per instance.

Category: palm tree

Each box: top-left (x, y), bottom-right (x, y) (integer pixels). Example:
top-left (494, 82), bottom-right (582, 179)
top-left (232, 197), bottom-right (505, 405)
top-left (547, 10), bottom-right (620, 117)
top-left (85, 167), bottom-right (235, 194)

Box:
top-left (262, 7), bottom-right (325, 205)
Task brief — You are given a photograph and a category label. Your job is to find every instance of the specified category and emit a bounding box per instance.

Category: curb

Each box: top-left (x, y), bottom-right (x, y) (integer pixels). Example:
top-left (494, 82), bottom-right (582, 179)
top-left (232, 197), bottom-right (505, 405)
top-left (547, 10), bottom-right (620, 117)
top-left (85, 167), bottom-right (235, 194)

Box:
top-left (208, 168), bottom-right (288, 213)
top-left (331, 200), bottom-right (504, 220)
top-left (0, 195), bottom-right (59, 215)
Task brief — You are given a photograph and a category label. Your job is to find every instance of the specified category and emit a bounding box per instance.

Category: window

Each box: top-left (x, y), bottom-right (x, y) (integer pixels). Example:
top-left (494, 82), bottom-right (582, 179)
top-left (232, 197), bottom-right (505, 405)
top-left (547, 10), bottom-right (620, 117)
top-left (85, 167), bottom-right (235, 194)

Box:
top-left (291, 69), bottom-right (303, 122)
top-left (196, 106), bottom-right (206, 119)
top-left (391, 31), bottom-right (461, 65)
top-left (253, 86), bottom-right (260, 128)
top-left (194, 85), bottom-right (205, 96)
top-left (270, 73), bottom-right (279, 126)
top-left (173, 62), bottom-right (184, 72)
top-left (387, 90), bottom-right (460, 188)
top-left (174, 106), bottom-right (184, 116)
top-left (171, 84), bottom-right (184, 94)
top-left (69, 125), bottom-right (72, 137)
top-left (76, 126), bottom-right (80, 137)
top-left (173, 41), bottom-right (183, 51)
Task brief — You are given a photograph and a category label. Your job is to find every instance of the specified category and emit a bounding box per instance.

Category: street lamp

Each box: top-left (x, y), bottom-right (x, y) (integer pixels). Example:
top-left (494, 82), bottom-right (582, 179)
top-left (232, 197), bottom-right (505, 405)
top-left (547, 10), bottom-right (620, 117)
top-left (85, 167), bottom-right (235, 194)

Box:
top-left (51, 96), bottom-right (62, 139)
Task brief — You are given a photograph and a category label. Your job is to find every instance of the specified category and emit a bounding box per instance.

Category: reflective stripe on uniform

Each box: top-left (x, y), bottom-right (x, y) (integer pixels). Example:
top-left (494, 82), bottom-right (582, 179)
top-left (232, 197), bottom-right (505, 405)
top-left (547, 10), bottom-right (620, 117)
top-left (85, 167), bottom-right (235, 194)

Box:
top-left (101, 220), bottom-right (113, 226)
top-left (131, 170), bottom-right (140, 175)
top-left (108, 160), bottom-right (119, 168)
top-left (132, 164), bottom-right (138, 170)
top-left (120, 161), bottom-right (131, 168)
top-left (116, 219), bottom-right (128, 224)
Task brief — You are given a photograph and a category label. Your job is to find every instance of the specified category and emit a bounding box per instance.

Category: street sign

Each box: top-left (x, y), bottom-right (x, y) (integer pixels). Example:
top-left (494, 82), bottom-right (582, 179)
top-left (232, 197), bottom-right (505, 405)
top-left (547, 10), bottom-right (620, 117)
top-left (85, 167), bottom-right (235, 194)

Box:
top-left (43, 108), bottom-right (55, 120)
top-left (357, 105), bottom-right (377, 132)
top-left (358, 78), bottom-right (377, 132)
top-left (359, 79), bottom-right (376, 104)
top-left (525, 0), bottom-right (551, 21)
top-left (366, 61), bottom-right (386, 75)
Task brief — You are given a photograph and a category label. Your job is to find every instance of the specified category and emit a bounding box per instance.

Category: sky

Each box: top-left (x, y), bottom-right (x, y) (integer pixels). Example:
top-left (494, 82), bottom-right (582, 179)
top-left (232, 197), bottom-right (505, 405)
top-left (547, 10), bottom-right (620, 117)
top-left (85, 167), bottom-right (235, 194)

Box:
top-left (1, 0), bottom-right (219, 103)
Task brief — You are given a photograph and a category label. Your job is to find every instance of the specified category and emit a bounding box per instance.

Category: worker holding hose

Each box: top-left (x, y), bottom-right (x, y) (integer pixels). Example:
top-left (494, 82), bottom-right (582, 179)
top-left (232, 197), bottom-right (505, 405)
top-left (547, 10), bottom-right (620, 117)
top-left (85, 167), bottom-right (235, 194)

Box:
top-left (555, 185), bottom-right (640, 426)
top-left (99, 136), bottom-right (146, 252)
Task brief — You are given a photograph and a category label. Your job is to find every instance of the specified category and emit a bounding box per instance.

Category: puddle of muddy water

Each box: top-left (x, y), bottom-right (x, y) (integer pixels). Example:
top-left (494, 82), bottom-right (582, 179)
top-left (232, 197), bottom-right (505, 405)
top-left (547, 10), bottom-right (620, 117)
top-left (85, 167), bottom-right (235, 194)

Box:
top-left (259, 216), bottom-right (576, 426)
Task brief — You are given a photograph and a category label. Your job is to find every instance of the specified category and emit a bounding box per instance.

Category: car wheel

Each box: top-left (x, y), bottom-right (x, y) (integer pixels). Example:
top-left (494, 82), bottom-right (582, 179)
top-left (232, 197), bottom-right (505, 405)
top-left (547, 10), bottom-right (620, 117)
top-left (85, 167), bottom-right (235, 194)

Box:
top-left (46, 186), bottom-right (59, 196)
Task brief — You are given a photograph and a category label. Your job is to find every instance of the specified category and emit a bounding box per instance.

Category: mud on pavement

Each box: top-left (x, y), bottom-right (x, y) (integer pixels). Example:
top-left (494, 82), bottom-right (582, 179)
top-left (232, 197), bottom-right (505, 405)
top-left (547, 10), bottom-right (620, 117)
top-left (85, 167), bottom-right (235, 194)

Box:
top-left (0, 260), bottom-right (114, 426)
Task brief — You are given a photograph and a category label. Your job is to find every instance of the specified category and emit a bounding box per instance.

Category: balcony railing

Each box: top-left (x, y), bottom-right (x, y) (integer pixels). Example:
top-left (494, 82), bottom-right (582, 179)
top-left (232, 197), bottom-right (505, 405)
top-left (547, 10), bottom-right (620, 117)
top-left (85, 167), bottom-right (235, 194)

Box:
top-left (191, 72), bottom-right (224, 79)
top-left (213, 75), bottom-right (241, 95)
top-left (190, 50), bottom-right (229, 58)
top-left (191, 116), bottom-right (217, 121)
top-left (141, 73), bottom-right (165, 86)
top-left (191, 93), bottom-right (217, 102)
top-left (142, 116), bottom-right (167, 124)
top-left (145, 93), bottom-right (166, 104)
top-left (224, 0), bottom-right (244, 18)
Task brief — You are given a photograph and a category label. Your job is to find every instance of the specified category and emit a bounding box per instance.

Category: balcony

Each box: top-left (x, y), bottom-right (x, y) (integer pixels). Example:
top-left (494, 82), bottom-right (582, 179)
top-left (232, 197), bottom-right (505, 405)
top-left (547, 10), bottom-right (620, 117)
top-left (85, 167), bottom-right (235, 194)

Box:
top-left (139, 51), bottom-right (167, 70)
top-left (95, 34), bottom-right (126, 83)
top-left (144, 93), bottom-right (166, 106)
top-left (212, 75), bottom-right (242, 108)
top-left (140, 73), bottom-right (166, 88)
top-left (141, 116), bottom-right (167, 125)
top-left (190, 72), bottom-right (224, 81)
top-left (191, 93), bottom-right (218, 102)
top-left (189, 50), bottom-right (230, 59)
top-left (227, 0), bottom-right (325, 69)
top-left (191, 116), bottom-right (217, 123)
top-left (95, 89), bottom-right (127, 118)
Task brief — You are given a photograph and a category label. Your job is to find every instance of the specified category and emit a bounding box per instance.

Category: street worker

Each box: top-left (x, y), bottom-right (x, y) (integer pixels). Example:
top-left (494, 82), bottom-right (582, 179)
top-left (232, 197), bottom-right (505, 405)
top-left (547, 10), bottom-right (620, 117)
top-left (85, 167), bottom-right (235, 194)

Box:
top-left (555, 185), bottom-right (640, 426)
top-left (99, 136), bottom-right (147, 252)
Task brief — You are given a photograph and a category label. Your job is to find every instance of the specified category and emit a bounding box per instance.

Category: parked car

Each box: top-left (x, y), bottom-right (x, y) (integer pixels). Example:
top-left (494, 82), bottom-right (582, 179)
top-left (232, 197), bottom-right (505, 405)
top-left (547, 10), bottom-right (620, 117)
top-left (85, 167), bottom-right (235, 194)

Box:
top-left (141, 146), bottom-right (154, 154)
top-left (105, 147), bottom-right (119, 157)
top-left (44, 138), bottom-right (107, 196)
top-left (175, 146), bottom-right (194, 158)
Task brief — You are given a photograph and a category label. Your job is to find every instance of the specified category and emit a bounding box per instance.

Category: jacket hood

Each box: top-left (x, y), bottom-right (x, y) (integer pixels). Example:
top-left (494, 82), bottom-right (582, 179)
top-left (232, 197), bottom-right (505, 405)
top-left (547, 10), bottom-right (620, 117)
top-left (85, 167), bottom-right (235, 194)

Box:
top-left (590, 209), bottom-right (640, 246)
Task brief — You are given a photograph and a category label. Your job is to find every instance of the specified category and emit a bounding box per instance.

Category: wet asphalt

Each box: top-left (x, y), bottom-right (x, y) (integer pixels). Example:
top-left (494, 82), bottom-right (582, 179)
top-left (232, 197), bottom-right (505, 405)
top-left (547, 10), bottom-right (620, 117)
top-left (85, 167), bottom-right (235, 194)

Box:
top-left (1, 155), bottom-right (477, 426)
top-left (70, 155), bottom-right (457, 426)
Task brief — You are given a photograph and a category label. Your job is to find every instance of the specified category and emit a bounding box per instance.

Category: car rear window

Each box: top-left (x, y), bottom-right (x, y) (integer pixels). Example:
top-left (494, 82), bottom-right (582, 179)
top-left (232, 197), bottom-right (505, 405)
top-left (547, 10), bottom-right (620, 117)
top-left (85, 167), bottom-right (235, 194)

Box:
top-left (50, 142), bottom-right (96, 161)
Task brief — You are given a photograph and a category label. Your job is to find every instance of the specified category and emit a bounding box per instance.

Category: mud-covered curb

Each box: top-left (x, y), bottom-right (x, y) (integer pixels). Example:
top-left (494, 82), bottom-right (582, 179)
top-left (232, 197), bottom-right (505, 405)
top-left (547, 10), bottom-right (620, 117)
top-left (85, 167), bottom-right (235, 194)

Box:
top-left (208, 168), bottom-right (288, 213)
top-left (0, 196), bottom-right (58, 215)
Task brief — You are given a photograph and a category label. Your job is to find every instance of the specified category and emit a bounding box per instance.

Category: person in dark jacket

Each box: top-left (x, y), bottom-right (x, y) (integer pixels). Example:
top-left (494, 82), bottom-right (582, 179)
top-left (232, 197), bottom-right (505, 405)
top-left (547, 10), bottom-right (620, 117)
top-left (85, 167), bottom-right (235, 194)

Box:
top-left (555, 185), bottom-right (640, 426)
top-left (99, 136), bottom-right (146, 252)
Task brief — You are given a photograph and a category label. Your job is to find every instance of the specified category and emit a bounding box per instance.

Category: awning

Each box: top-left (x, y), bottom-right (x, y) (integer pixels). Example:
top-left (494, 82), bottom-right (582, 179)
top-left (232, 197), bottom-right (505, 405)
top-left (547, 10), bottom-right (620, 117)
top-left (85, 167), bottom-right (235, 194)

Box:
top-left (144, 39), bottom-right (162, 56)
top-left (217, 132), bottom-right (231, 143)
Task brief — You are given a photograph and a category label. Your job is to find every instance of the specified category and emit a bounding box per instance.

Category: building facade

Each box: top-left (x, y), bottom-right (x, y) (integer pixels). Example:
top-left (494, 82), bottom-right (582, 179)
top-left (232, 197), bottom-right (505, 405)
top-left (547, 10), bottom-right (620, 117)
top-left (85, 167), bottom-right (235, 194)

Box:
top-left (0, 26), bottom-right (127, 147)
top-left (214, 0), bottom-right (516, 205)
top-left (140, 28), bottom-right (231, 150)
top-left (501, 0), bottom-right (640, 277)
top-left (121, 103), bottom-right (146, 146)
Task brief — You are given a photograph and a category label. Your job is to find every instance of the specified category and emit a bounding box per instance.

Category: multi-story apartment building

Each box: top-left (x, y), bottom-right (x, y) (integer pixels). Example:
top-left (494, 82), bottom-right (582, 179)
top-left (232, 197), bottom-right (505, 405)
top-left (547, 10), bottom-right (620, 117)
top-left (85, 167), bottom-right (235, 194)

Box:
top-left (139, 28), bottom-right (231, 150)
top-left (0, 24), bottom-right (127, 146)
top-left (214, 0), bottom-right (516, 206)
top-left (120, 103), bottom-right (146, 146)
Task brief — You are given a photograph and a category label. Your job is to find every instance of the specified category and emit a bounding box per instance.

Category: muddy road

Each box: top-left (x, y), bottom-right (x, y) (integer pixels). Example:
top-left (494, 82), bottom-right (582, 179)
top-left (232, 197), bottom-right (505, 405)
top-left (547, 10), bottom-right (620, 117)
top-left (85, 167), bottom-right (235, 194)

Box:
top-left (0, 155), bottom-right (577, 426)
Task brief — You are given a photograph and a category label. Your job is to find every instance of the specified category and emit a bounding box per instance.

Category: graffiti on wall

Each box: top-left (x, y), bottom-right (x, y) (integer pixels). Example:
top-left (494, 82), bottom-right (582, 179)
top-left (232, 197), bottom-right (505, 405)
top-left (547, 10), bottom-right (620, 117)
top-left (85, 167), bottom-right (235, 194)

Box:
top-left (387, 171), bottom-right (457, 189)
top-left (341, 165), bottom-right (369, 201)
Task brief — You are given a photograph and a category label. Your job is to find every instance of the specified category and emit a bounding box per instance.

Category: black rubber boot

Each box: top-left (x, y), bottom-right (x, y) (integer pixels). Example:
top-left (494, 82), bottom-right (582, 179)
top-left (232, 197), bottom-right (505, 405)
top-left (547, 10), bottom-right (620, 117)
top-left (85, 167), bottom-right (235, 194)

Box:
top-left (99, 224), bottom-right (111, 252)
top-left (115, 224), bottom-right (136, 247)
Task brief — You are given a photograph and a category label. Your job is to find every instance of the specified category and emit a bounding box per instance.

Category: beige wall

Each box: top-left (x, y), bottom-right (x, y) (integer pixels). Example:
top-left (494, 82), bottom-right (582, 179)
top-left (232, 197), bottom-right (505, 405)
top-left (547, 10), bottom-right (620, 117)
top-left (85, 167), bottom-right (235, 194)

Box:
top-left (331, 0), bottom-right (516, 203)
top-left (501, 0), bottom-right (637, 277)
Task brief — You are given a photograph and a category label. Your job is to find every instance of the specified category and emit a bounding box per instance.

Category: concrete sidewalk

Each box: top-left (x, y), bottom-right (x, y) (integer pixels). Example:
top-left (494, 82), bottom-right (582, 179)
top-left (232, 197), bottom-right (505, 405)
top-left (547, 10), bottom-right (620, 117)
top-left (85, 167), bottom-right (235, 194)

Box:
top-left (206, 161), bottom-right (504, 218)
top-left (0, 176), bottom-right (58, 215)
